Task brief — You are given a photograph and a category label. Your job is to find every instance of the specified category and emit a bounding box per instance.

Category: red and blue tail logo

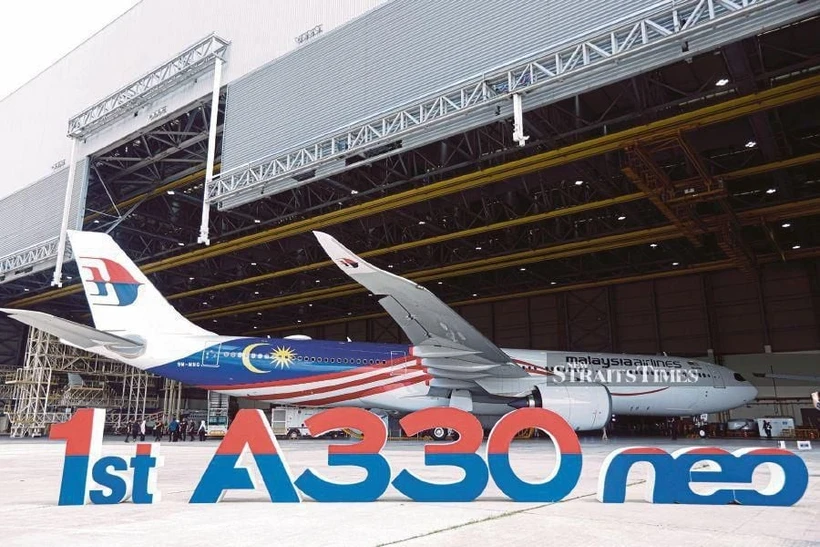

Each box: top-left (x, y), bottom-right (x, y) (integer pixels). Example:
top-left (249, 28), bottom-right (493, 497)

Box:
top-left (80, 257), bottom-right (142, 307)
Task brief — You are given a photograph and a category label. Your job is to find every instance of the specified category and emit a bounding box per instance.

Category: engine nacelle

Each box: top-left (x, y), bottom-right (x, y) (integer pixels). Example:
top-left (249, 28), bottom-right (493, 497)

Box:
top-left (509, 384), bottom-right (612, 431)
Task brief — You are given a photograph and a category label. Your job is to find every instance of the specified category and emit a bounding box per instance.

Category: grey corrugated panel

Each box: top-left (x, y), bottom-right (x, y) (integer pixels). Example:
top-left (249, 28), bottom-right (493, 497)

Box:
top-left (221, 0), bottom-right (647, 171)
top-left (0, 158), bottom-right (88, 259)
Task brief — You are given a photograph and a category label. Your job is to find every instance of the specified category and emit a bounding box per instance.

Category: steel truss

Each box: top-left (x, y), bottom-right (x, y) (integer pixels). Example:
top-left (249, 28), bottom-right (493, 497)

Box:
top-left (0, 238), bottom-right (60, 280)
top-left (210, 0), bottom-right (811, 209)
top-left (69, 34), bottom-right (229, 138)
top-left (4, 329), bottom-right (160, 437)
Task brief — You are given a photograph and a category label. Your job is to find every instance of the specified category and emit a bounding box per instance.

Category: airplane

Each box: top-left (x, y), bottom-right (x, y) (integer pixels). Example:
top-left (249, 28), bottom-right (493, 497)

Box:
top-left (0, 230), bottom-right (758, 437)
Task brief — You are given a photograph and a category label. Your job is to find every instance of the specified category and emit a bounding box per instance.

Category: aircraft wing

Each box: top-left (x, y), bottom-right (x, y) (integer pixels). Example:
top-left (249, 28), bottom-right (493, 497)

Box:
top-left (0, 308), bottom-right (144, 355)
top-left (313, 232), bottom-right (529, 386)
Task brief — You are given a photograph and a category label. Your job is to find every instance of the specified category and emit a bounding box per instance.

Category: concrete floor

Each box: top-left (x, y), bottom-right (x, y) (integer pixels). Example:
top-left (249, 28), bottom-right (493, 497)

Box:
top-left (0, 435), bottom-right (816, 547)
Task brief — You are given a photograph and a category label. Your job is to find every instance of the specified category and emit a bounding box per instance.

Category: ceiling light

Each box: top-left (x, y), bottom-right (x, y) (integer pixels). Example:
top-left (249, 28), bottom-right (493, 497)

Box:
top-left (297, 320), bottom-right (302, 323)
top-left (315, 279), bottom-right (320, 283)
top-left (437, 281), bottom-right (443, 285)
top-left (766, 188), bottom-right (776, 194)
top-left (792, 245), bottom-right (801, 250)
top-left (188, 277), bottom-right (195, 281)
top-left (250, 262), bottom-right (257, 266)
top-left (309, 304), bottom-right (313, 307)
top-left (24, 288), bottom-right (29, 292)
top-left (715, 78), bottom-right (729, 87)
top-left (254, 219), bottom-right (261, 224)
top-left (350, 190), bottom-right (358, 195)
top-left (672, 262), bottom-right (680, 266)
top-left (475, 246), bottom-right (482, 250)
top-left (66, 276), bottom-right (72, 280)
top-left (418, 220), bottom-right (426, 225)
top-left (177, 242), bottom-right (185, 246)
top-left (617, 215), bottom-right (626, 221)
top-left (166, 190), bottom-right (175, 195)
top-left (347, 312), bottom-right (352, 316)
top-left (202, 302), bottom-right (208, 305)
top-left (650, 243), bottom-right (658, 248)
top-left (254, 291), bottom-right (259, 295)
top-left (388, 265), bottom-right (394, 269)
top-left (520, 267), bottom-right (527, 271)
top-left (575, 180), bottom-right (584, 186)
top-left (212, 320), bottom-right (217, 323)
top-left (550, 281), bottom-right (557, 286)
top-left (93, 219), bottom-right (100, 224)
top-left (253, 326), bottom-right (258, 330)
top-left (745, 140), bottom-right (757, 148)
top-left (257, 312), bottom-right (262, 316)
top-left (782, 223), bottom-right (791, 228)
top-left (472, 293), bottom-right (478, 297)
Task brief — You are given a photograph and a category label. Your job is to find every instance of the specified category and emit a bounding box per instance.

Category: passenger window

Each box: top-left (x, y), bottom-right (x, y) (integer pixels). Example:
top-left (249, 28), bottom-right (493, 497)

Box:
top-left (734, 373), bottom-right (746, 382)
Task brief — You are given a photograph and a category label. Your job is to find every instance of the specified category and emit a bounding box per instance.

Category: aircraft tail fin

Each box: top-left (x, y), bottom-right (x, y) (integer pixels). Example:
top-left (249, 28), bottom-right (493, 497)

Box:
top-left (66, 230), bottom-right (212, 337)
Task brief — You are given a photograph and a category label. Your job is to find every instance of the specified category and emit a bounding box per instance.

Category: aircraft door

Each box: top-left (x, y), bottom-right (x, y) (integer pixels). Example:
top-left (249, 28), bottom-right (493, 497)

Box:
top-left (202, 343), bottom-right (222, 369)
top-left (712, 365), bottom-right (726, 389)
top-left (390, 350), bottom-right (407, 376)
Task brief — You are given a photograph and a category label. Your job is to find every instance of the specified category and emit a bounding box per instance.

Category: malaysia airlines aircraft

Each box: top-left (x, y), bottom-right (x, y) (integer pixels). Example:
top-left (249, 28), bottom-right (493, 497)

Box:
top-left (1, 230), bottom-right (757, 433)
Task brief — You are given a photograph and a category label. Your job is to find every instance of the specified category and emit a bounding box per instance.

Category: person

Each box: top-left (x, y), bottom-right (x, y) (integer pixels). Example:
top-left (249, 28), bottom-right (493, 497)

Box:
top-left (198, 420), bottom-right (207, 442)
top-left (139, 418), bottom-right (147, 442)
top-left (169, 417), bottom-right (179, 442)
top-left (154, 421), bottom-right (164, 442)
top-left (670, 417), bottom-right (678, 440)
top-left (180, 419), bottom-right (188, 442)
top-left (189, 420), bottom-right (196, 441)
top-left (130, 420), bottom-right (141, 444)
top-left (764, 420), bottom-right (773, 439)
top-left (124, 420), bottom-right (133, 443)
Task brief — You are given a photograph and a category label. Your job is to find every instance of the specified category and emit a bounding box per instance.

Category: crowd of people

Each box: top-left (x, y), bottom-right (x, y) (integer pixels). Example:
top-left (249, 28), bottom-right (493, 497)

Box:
top-left (123, 417), bottom-right (208, 442)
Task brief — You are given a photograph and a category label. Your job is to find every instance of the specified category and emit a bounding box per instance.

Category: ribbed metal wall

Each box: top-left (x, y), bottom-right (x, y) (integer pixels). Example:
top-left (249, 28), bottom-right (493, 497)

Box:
top-left (0, 159), bottom-right (87, 260)
top-left (221, 0), bottom-right (647, 171)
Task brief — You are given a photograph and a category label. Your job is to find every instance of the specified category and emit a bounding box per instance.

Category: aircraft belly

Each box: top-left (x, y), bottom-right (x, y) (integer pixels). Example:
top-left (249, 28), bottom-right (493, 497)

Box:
top-left (610, 385), bottom-right (700, 415)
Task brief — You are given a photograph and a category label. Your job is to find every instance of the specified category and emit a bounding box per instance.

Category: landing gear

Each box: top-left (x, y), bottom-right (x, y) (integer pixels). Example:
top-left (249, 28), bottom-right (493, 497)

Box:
top-left (430, 427), bottom-right (448, 441)
top-left (287, 429), bottom-right (302, 440)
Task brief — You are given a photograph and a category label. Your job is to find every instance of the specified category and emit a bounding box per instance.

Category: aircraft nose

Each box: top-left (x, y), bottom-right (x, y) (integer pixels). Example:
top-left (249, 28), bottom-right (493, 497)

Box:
top-left (740, 384), bottom-right (758, 405)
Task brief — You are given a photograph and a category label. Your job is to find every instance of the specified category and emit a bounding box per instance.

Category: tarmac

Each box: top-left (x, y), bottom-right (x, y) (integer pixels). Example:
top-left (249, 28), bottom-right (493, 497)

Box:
top-left (0, 434), bottom-right (817, 547)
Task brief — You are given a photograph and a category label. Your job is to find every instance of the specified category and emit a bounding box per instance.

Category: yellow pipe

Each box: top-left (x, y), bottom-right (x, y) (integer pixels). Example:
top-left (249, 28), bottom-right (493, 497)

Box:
top-left (169, 191), bottom-right (645, 301)
top-left (252, 246), bottom-right (820, 336)
top-left (190, 225), bottom-right (681, 320)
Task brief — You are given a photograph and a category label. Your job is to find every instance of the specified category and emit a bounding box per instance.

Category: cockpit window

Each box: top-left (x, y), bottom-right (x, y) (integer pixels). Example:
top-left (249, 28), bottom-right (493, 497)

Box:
top-left (734, 373), bottom-right (746, 382)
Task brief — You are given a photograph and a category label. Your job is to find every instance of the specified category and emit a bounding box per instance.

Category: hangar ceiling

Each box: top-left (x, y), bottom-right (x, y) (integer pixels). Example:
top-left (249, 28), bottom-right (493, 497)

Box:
top-left (1, 16), bottom-right (819, 361)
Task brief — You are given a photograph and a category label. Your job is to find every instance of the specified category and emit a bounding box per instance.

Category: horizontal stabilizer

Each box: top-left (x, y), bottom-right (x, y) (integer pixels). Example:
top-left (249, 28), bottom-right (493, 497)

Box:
top-left (0, 308), bottom-right (144, 356)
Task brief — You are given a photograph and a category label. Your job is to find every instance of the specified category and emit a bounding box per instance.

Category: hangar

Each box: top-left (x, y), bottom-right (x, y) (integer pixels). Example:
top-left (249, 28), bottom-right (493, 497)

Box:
top-left (0, 0), bottom-right (819, 439)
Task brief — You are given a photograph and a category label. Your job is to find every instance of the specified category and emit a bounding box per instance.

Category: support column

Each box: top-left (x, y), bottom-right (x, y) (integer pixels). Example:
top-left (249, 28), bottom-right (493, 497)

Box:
top-left (512, 93), bottom-right (529, 147)
top-left (51, 137), bottom-right (79, 287)
top-left (198, 57), bottom-right (224, 246)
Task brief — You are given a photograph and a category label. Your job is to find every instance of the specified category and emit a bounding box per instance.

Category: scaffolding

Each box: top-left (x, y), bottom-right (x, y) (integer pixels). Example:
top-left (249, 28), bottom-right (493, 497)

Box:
top-left (4, 328), bottom-right (161, 437)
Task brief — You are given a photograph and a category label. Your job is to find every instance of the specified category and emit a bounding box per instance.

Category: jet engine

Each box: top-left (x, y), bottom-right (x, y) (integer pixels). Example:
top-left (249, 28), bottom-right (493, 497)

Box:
top-left (508, 384), bottom-right (612, 430)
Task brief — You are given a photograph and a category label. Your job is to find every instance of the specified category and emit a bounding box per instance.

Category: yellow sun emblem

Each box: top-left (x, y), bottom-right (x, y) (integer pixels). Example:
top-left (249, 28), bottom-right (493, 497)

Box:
top-left (270, 346), bottom-right (296, 369)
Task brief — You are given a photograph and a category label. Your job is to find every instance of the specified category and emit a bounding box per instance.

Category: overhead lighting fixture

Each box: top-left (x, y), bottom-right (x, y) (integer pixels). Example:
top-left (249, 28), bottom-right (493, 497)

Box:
top-left (782, 223), bottom-right (791, 228)
top-left (437, 281), bottom-right (443, 285)
top-left (297, 320), bottom-right (302, 323)
top-left (250, 262), bottom-right (257, 266)
top-left (388, 265), bottom-right (394, 269)
top-left (575, 180), bottom-right (584, 186)
top-left (520, 267), bottom-right (527, 271)
top-left (347, 312), bottom-right (352, 316)
top-left (188, 277), bottom-right (195, 281)
top-left (745, 140), bottom-right (757, 148)
top-left (212, 320), bottom-right (217, 323)
top-left (257, 312), bottom-right (262, 316)
top-left (24, 288), bottom-right (30, 292)
top-left (715, 78), bottom-right (729, 87)
top-left (672, 262), bottom-right (680, 266)
top-left (66, 276), bottom-right (72, 280)
top-left (350, 190), bottom-right (358, 195)
top-left (93, 219), bottom-right (100, 224)
top-left (166, 190), bottom-right (175, 195)
top-left (792, 244), bottom-right (801, 250)
top-left (550, 281), bottom-right (557, 285)
top-left (475, 246), bottom-right (482, 250)
top-left (254, 219), bottom-right (261, 224)
top-left (309, 304), bottom-right (313, 307)
top-left (202, 302), bottom-right (208, 305)
top-left (177, 242), bottom-right (185, 246)
top-left (650, 243), bottom-right (658, 248)
top-left (766, 188), bottom-right (777, 194)
top-left (254, 291), bottom-right (259, 295)
top-left (617, 215), bottom-right (626, 221)
top-left (472, 293), bottom-right (478, 297)
top-left (418, 220), bottom-right (426, 225)
top-left (253, 326), bottom-right (258, 330)
top-left (315, 279), bottom-right (320, 283)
